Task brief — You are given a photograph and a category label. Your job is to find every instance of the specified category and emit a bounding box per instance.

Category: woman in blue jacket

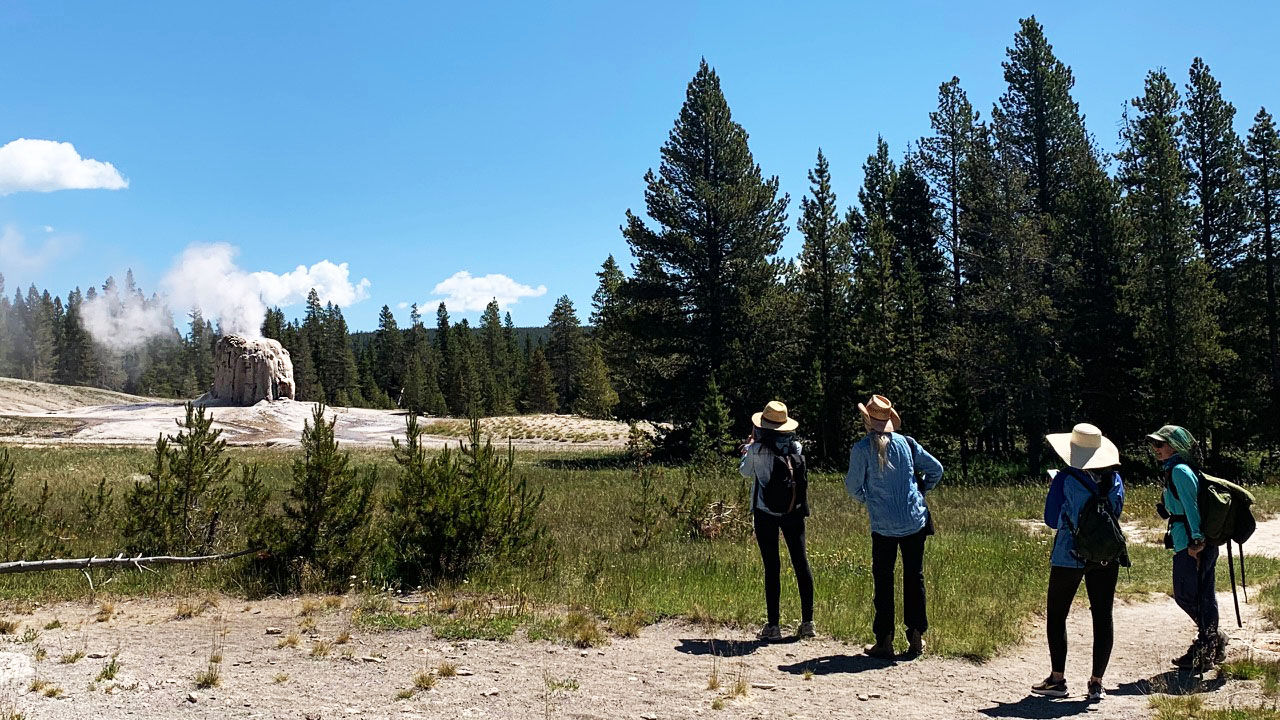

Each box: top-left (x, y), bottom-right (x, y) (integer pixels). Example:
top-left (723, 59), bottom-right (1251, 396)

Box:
top-left (1031, 424), bottom-right (1126, 702)
top-left (845, 395), bottom-right (943, 659)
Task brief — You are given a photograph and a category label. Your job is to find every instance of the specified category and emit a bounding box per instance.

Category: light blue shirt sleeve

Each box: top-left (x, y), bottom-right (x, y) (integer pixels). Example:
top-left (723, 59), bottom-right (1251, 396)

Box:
top-left (845, 442), bottom-right (868, 503)
top-left (1171, 464), bottom-right (1203, 541)
top-left (912, 442), bottom-right (944, 492)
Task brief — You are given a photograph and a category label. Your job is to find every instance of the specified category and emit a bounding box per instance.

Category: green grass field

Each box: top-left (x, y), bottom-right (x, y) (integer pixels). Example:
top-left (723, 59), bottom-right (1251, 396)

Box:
top-left (3, 444), bottom-right (1279, 660)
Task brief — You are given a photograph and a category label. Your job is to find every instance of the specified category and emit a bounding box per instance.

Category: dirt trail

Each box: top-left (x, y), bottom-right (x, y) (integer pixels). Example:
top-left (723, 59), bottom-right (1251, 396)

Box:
top-left (2, 529), bottom-right (1279, 719)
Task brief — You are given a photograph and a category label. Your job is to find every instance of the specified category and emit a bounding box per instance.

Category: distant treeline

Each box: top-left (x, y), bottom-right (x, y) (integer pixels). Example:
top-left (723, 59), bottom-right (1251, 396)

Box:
top-left (0, 275), bottom-right (615, 419)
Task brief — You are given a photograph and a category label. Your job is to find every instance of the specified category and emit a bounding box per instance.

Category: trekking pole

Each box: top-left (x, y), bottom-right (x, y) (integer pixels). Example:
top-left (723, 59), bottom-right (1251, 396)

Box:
top-left (1227, 542), bottom-right (1242, 628)
top-left (1239, 542), bottom-right (1248, 602)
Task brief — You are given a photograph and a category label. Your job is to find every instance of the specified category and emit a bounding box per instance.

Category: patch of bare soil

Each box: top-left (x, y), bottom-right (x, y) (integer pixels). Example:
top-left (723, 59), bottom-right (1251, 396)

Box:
top-left (0, 377), bottom-right (637, 450)
top-left (4, 523), bottom-right (1280, 719)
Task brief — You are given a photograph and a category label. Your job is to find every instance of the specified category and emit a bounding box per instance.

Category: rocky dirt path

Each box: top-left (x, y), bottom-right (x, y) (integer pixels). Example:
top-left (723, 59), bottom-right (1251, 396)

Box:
top-left (3, 524), bottom-right (1280, 719)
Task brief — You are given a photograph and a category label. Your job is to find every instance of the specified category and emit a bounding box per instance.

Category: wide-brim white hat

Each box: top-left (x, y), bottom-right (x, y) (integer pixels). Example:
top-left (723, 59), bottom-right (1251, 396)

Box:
top-left (1045, 423), bottom-right (1120, 470)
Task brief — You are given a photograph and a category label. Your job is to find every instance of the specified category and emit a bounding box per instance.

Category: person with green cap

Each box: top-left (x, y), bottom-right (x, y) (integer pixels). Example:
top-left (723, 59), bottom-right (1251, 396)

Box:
top-left (1149, 424), bottom-right (1225, 671)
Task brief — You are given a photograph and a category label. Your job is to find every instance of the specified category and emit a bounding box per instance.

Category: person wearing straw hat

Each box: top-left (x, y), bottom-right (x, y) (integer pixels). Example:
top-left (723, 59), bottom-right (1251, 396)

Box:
top-left (1148, 424), bottom-right (1226, 672)
top-left (739, 400), bottom-right (815, 641)
top-left (1031, 424), bottom-right (1127, 702)
top-left (844, 394), bottom-right (943, 659)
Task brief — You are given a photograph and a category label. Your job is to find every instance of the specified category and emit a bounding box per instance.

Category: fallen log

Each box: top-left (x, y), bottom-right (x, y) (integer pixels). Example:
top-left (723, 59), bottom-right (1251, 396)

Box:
top-left (0, 547), bottom-right (262, 575)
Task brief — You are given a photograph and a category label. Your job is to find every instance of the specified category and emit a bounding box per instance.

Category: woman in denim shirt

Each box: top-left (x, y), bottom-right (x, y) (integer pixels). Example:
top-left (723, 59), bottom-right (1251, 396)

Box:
top-left (1031, 424), bottom-right (1125, 702)
top-left (844, 395), bottom-right (943, 659)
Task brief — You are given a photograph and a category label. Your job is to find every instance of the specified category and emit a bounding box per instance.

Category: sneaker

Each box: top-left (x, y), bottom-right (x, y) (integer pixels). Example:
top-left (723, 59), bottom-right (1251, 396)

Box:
top-left (907, 629), bottom-right (926, 656)
top-left (1030, 675), bottom-right (1068, 698)
top-left (864, 639), bottom-right (895, 660)
top-left (1086, 679), bottom-right (1105, 702)
top-left (795, 621), bottom-right (816, 639)
top-left (758, 624), bottom-right (783, 642)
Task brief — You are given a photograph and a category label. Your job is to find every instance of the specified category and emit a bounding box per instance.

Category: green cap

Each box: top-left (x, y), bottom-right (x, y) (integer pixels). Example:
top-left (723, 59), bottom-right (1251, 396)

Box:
top-left (1146, 424), bottom-right (1197, 459)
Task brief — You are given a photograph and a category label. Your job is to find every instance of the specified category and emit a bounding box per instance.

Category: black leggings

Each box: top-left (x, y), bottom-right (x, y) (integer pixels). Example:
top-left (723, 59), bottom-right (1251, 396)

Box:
top-left (754, 510), bottom-right (814, 625)
top-left (1047, 563), bottom-right (1118, 678)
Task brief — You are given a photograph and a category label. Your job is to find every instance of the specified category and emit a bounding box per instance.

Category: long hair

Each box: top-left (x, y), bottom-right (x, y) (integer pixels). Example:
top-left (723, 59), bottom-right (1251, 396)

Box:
top-left (864, 418), bottom-right (893, 470)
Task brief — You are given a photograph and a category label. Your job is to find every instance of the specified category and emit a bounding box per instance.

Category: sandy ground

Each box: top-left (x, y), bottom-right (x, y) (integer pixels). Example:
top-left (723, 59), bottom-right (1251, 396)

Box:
top-left (0, 529), bottom-right (1277, 719)
top-left (0, 377), bottom-right (634, 450)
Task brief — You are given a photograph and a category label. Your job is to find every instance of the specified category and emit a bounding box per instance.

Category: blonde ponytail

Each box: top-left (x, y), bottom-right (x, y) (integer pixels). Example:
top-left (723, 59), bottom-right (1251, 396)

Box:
top-left (864, 417), bottom-right (894, 470)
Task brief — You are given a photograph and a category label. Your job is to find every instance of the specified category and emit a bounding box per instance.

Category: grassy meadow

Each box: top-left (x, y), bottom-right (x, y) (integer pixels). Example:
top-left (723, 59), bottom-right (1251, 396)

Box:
top-left (3, 443), bottom-right (1280, 661)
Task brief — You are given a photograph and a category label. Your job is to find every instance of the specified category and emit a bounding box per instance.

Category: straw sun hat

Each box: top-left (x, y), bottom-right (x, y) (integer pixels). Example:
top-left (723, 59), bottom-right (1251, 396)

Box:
top-left (859, 395), bottom-right (901, 433)
top-left (752, 400), bottom-right (799, 432)
top-left (1045, 423), bottom-right (1120, 470)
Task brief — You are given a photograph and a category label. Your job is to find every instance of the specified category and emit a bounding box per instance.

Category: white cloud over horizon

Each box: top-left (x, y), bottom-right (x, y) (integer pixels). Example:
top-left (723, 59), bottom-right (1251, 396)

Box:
top-left (420, 271), bottom-right (548, 313)
top-left (0, 138), bottom-right (128, 195)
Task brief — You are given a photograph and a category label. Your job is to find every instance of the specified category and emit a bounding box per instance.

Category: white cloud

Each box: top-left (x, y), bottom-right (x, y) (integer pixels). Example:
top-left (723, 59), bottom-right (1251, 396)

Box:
top-left (42, 225), bottom-right (54, 233)
top-left (0, 225), bottom-right (74, 276)
top-left (424, 271), bottom-right (547, 313)
top-left (0, 138), bottom-right (128, 195)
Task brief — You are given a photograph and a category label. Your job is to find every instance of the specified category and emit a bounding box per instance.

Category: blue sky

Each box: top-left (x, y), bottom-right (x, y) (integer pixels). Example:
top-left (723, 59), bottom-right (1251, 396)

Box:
top-left (1, 1), bottom-right (1276, 332)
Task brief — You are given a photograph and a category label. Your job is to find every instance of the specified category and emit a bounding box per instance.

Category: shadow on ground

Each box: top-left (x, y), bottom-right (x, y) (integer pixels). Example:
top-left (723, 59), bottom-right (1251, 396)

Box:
top-left (776, 654), bottom-right (894, 675)
top-left (674, 638), bottom-right (793, 657)
top-left (1111, 668), bottom-right (1224, 696)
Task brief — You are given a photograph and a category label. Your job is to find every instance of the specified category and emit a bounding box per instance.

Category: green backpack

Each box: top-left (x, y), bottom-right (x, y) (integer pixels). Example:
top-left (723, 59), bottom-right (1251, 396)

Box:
top-left (1167, 469), bottom-right (1257, 547)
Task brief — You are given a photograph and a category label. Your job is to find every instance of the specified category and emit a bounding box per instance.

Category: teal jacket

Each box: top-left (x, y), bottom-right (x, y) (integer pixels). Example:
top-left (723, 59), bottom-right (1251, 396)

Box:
top-left (1162, 458), bottom-right (1204, 552)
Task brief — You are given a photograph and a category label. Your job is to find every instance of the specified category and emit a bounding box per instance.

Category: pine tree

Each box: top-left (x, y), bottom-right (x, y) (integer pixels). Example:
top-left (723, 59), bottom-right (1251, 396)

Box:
top-left (1184, 58), bottom-right (1249, 276)
top-left (919, 77), bottom-right (979, 306)
top-left (545, 296), bottom-right (584, 413)
top-left (794, 149), bottom-right (854, 463)
top-left (480, 300), bottom-right (515, 415)
top-left (993, 15), bottom-right (1127, 441)
top-left (1246, 109), bottom-right (1280, 446)
top-left (620, 60), bottom-right (789, 425)
top-left (373, 305), bottom-right (406, 403)
top-left (572, 338), bottom-right (618, 418)
top-left (261, 307), bottom-right (286, 341)
top-left (1118, 69), bottom-right (1227, 434)
top-left (281, 403), bottom-right (376, 586)
top-left (521, 346), bottom-right (558, 413)
top-left (689, 374), bottom-right (732, 461)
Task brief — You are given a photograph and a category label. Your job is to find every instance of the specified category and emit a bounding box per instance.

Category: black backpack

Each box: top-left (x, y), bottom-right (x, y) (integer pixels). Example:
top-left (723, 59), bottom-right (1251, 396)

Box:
top-left (1061, 469), bottom-right (1129, 566)
top-left (758, 445), bottom-right (808, 516)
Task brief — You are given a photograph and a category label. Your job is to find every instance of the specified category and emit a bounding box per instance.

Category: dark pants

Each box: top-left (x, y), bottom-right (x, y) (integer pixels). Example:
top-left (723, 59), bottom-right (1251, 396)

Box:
top-left (754, 510), bottom-right (814, 625)
top-left (1173, 544), bottom-right (1219, 641)
top-left (871, 528), bottom-right (928, 640)
top-left (1046, 563), bottom-right (1118, 678)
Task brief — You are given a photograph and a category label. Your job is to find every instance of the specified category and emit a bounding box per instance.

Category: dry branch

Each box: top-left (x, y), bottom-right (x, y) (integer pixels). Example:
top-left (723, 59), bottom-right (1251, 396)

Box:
top-left (0, 548), bottom-right (262, 575)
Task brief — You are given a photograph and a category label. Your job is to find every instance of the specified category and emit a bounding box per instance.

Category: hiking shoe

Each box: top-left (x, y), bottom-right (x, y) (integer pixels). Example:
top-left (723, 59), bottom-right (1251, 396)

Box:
top-left (758, 624), bottom-right (783, 642)
top-left (1172, 640), bottom-right (1200, 669)
top-left (795, 621), bottom-right (816, 639)
top-left (1086, 679), bottom-right (1105, 702)
top-left (864, 640), bottom-right (895, 660)
top-left (1213, 631), bottom-right (1228, 664)
top-left (907, 629), bottom-right (926, 656)
top-left (1030, 675), bottom-right (1068, 698)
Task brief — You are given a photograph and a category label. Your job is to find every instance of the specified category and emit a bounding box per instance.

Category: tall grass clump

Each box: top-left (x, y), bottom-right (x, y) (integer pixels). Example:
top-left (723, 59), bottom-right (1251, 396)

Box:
top-left (382, 415), bottom-right (544, 585)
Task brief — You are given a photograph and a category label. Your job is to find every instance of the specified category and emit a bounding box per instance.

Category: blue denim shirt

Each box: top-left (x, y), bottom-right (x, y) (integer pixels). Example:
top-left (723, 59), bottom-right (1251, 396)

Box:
top-left (1044, 467), bottom-right (1125, 568)
top-left (844, 433), bottom-right (943, 537)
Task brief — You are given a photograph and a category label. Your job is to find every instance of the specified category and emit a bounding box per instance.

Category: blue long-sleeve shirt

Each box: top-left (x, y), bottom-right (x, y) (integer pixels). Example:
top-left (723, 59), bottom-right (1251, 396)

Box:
top-left (1044, 467), bottom-right (1125, 568)
top-left (844, 433), bottom-right (943, 537)
top-left (739, 437), bottom-right (804, 516)
top-left (1162, 458), bottom-right (1204, 552)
